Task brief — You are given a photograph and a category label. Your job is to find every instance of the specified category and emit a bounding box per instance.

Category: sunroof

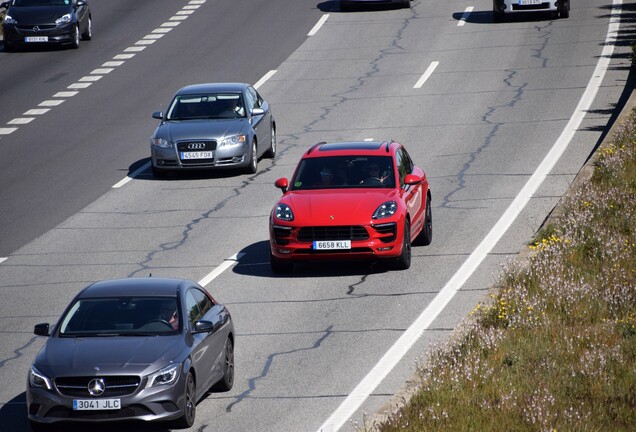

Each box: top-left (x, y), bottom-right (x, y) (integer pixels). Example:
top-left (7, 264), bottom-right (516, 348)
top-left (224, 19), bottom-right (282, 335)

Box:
top-left (318, 142), bottom-right (383, 151)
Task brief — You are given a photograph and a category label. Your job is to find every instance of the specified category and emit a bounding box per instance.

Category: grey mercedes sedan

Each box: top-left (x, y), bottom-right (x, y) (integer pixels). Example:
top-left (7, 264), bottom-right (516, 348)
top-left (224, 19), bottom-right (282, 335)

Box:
top-left (150, 82), bottom-right (276, 177)
top-left (27, 277), bottom-right (234, 429)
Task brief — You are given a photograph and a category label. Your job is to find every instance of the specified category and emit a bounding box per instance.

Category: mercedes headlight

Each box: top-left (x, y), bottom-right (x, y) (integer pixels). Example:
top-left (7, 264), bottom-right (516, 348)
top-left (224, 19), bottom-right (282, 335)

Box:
top-left (275, 204), bottom-right (294, 221)
top-left (147, 363), bottom-right (180, 388)
top-left (151, 137), bottom-right (173, 149)
top-left (55, 14), bottom-right (71, 25)
top-left (4, 14), bottom-right (17, 25)
top-left (372, 201), bottom-right (397, 219)
top-left (29, 365), bottom-right (53, 390)
top-left (219, 134), bottom-right (246, 147)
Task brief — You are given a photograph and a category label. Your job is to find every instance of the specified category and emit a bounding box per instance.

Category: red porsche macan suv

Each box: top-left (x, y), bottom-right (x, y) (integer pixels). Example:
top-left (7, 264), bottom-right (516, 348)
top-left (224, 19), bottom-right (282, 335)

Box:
top-left (269, 141), bottom-right (432, 273)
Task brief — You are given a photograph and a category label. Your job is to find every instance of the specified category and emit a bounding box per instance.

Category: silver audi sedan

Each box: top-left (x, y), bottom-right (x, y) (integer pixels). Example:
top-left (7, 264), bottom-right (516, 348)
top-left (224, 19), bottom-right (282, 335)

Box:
top-left (26, 277), bottom-right (234, 430)
top-left (150, 82), bottom-right (276, 177)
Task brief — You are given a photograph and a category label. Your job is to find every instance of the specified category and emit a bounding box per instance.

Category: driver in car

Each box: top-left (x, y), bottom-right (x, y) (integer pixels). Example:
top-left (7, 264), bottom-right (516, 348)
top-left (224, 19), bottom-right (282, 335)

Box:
top-left (158, 300), bottom-right (179, 329)
top-left (361, 163), bottom-right (387, 184)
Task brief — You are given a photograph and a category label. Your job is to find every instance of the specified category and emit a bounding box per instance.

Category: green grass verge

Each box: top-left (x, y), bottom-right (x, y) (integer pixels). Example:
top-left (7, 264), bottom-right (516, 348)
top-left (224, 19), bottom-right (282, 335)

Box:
top-left (362, 94), bottom-right (636, 432)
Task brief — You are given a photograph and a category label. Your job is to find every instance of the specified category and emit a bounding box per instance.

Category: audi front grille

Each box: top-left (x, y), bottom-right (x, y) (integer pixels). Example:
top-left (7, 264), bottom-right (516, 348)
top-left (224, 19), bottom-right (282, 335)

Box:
top-left (176, 140), bottom-right (217, 165)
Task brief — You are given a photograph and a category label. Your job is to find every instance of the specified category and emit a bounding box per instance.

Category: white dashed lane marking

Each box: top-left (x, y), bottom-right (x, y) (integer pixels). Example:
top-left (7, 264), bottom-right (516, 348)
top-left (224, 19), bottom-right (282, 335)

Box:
top-left (458, 6), bottom-right (474, 26)
top-left (0, 0), bottom-right (207, 137)
top-left (39, 100), bottom-right (65, 107)
top-left (8, 118), bottom-right (35, 125)
top-left (414, 61), bottom-right (439, 89)
top-left (54, 91), bottom-right (79, 97)
top-left (308, 14), bottom-right (329, 36)
top-left (24, 109), bottom-right (50, 115)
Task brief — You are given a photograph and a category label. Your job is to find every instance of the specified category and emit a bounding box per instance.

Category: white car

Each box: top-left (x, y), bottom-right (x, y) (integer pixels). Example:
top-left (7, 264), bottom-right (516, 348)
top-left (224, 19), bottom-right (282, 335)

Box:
top-left (493, 0), bottom-right (570, 21)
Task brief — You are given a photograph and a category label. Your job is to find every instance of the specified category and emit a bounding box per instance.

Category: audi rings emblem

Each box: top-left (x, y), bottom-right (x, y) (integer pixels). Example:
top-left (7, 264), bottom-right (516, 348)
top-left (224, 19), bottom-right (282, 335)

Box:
top-left (87, 378), bottom-right (106, 396)
top-left (187, 142), bottom-right (206, 150)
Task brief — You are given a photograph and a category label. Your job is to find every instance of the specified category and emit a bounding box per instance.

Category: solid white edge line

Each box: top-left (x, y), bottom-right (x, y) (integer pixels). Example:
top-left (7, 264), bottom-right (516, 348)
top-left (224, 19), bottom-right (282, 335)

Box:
top-left (413, 61), bottom-right (439, 89)
top-left (198, 253), bottom-right (246, 287)
top-left (317, 1), bottom-right (622, 431)
top-left (308, 14), bottom-right (329, 36)
top-left (458, 6), bottom-right (474, 26)
top-left (0, 258), bottom-right (7, 264)
top-left (112, 161), bottom-right (151, 189)
top-left (254, 70), bottom-right (277, 90)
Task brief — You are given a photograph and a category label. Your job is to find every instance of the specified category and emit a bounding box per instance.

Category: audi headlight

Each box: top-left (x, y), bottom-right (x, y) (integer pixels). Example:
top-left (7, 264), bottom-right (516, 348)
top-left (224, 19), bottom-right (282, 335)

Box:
top-left (151, 137), bottom-right (173, 149)
top-left (55, 13), bottom-right (71, 25)
top-left (275, 203), bottom-right (294, 221)
top-left (372, 201), bottom-right (397, 219)
top-left (219, 134), bottom-right (246, 147)
top-left (4, 14), bottom-right (17, 25)
top-left (147, 363), bottom-right (180, 388)
top-left (29, 365), bottom-right (52, 390)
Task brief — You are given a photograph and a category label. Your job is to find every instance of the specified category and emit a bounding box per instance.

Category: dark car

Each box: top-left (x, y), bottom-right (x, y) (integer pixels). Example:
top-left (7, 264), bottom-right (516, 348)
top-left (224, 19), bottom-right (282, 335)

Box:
top-left (269, 141), bottom-right (432, 273)
top-left (1, 0), bottom-right (92, 51)
top-left (150, 82), bottom-right (277, 177)
top-left (26, 277), bottom-right (234, 429)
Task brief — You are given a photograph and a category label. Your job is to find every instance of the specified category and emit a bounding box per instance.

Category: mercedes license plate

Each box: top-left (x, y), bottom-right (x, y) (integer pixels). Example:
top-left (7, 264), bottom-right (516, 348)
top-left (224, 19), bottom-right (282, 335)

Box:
top-left (25, 36), bottom-right (48, 42)
top-left (519, 0), bottom-right (542, 4)
top-left (180, 151), bottom-right (213, 160)
top-left (73, 399), bottom-right (121, 410)
top-left (313, 240), bottom-right (351, 250)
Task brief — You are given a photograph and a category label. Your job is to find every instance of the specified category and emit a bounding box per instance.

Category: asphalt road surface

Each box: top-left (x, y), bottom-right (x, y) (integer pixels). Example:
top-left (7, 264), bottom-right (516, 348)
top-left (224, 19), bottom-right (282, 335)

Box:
top-left (0, 0), bottom-right (633, 431)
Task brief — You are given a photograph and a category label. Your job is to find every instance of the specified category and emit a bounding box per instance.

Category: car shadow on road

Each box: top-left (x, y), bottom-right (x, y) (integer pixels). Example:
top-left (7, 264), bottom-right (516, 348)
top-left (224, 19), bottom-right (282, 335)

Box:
top-left (1, 42), bottom-right (71, 53)
top-left (232, 240), bottom-right (391, 278)
top-left (0, 392), bottom-right (175, 432)
top-left (126, 157), bottom-right (247, 181)
top-left (455, 9), bottom-right (560, 24)
top-left (0, 393), bottom-right (31, 432)
top-left (317, 1), bottom-right (409, 13)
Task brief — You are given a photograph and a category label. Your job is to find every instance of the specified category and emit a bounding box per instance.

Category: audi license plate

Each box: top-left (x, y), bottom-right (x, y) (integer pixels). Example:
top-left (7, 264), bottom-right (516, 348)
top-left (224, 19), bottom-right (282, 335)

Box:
top-left (313, 240), bottom-right (351, 250)
top-left (518, 0), bottom-right (542, 4)
top-left (25, 36), bottom-right (48, 42)
top-left (180, 151), bottom-right (213, 160)
top-left (73, 399), bottom-right (121, 410)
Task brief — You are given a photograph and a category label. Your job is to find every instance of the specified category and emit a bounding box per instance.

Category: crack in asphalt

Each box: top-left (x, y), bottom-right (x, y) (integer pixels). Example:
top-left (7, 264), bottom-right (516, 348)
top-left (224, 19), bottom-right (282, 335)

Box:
top-left (225, 288), bottom-right (438, 306)
top-left (440, 22), bottom-right (553, 210)
top-left (224, 325), bottom-right (333, 412)
top-left (299, 11), bottom-right (415, 137)
top-left (0, 336), bottom-right (38, 369)
top-left (127, 170), bottom-right (273, 277)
